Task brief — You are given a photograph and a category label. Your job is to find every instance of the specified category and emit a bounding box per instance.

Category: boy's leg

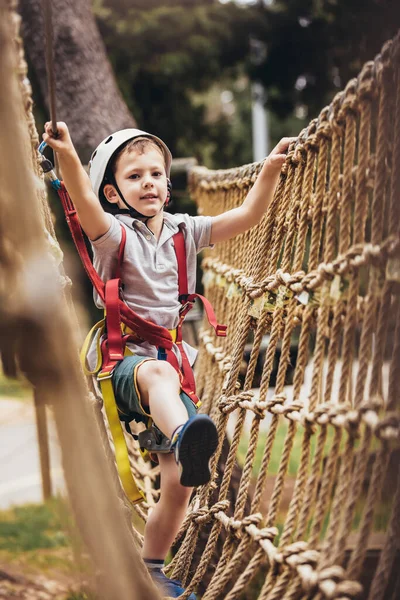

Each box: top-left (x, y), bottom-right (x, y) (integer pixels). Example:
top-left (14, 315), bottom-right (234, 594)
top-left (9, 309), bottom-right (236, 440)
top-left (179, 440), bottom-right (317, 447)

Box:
top-left (138, 359), bottom-right (219, 487)
top-left (142, 452), bottom-right (192, 560)
top-left (136, 359), bottom-right (188, 439)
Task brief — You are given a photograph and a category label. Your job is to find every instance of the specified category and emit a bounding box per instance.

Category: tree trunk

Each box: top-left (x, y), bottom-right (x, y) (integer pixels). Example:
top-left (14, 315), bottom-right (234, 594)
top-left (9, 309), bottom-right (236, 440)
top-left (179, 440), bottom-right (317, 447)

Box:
top-left (19, 0), bottom-right (135, 161)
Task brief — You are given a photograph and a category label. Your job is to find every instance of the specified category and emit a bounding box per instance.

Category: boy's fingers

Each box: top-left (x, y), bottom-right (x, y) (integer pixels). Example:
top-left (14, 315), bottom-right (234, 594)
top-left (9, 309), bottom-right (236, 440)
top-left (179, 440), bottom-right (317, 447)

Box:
top-left (269, 153), bottom-right (287, 162)
top-left (274, 137), bottom-right (296, 153)
top-left (44, 121), bottom-right (64, 136)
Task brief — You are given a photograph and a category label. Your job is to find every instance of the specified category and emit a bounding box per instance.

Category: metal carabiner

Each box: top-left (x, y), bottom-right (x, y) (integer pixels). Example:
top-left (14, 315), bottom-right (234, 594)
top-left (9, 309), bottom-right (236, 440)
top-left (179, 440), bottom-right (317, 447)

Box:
top-left (38, 141), bottom-right (61, 190)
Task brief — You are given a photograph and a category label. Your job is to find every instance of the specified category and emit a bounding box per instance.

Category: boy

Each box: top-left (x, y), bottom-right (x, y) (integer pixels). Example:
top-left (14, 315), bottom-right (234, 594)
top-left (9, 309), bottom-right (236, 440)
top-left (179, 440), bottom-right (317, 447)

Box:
top-left (43, 122), bottom-right (292, 598)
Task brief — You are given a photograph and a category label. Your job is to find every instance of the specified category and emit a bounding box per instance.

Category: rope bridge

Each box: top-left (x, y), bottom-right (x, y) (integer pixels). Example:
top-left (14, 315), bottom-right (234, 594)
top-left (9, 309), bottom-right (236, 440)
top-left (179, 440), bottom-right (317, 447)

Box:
top-left (1, 0), bottom-right (399, 596)
top-left (170, 32), bottom-right (400, 599)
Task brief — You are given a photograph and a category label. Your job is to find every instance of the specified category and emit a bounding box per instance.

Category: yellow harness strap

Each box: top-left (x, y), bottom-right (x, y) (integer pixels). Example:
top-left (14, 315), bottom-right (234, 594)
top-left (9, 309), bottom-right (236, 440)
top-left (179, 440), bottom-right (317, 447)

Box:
top-left (80, 319), bottom-right (105, 375)
top-left (80, 319), bottom-right (178, 504)
top-left (97, 370), bottom-right (144, 504)
top-left (80, 319), bottom-right (144, 503)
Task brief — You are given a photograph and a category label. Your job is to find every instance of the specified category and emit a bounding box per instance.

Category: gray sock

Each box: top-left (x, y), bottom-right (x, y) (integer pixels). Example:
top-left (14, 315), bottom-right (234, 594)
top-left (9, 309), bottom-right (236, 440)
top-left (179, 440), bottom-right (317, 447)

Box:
top-left (144, 558), bottom-right (165, 570)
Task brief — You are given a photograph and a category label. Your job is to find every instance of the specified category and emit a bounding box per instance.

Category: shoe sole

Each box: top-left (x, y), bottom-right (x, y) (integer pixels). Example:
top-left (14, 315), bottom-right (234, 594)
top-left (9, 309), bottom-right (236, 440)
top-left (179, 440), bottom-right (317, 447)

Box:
top-left (178, 415), bottom-right (218, 487)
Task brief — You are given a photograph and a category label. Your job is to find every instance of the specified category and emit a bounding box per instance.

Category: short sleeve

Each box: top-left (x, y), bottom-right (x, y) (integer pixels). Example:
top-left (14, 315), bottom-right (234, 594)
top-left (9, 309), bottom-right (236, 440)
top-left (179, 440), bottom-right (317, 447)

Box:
top-left (187, 215), bottom-right (213, 253)
top-left (90, 213), bottom-right (121, 251)
top-left (90, 214), bottom-right (122, 309)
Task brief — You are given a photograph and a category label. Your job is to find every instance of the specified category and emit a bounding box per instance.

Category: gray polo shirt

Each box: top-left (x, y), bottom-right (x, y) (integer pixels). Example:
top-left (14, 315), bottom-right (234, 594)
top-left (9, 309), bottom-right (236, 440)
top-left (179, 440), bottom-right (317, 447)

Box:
top-left (87, 211), bottom-right (213, 366)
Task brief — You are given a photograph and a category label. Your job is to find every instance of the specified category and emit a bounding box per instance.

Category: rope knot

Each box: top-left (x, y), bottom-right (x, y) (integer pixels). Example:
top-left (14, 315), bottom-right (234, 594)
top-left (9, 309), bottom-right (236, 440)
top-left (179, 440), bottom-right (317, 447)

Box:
top-left (241, 512), bottom-right (263, 528)
top-left (303, 130), bottom-right (319, 154)
top-left (282, 541), bottom-right (309, 560)
top-left (318, 566), bottom-right (363, 599)
top-left (249, 525), bottom-right (278, 542)
top-left (222, 512), bottom-right (263, 538)
top-left (358, 61), bottom-right (378, 101)
top-left (301, 409), bottom-right (318, 433)
top-left (219, 390), bottom-right (256, 414)
top-left (268, 393), bottom-right (287, 414)
top-left (316, 107), bottom-right (332, 141)
top-left (329, 91), bottom-right (346, 135)
top-left (218, 394), bottom-right (241, 414)
top-left (338, 79), bottom-right (359, 120)
top-left (281, 401), bottom-right (304, 422)
top-left (237, 390), bottom-right (256, 402)
top-left (374, 413), bottom-right (400, 441)
top-left (192, 500), bottom-right (230, 525)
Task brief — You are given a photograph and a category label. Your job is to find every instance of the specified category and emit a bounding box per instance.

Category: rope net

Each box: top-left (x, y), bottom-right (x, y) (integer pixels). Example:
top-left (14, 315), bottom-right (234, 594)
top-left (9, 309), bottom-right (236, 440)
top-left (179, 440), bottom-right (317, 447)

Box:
top-left (171, 32), bottom-right (400, 600)
top-left (1, 0), bottom-right (399, 595)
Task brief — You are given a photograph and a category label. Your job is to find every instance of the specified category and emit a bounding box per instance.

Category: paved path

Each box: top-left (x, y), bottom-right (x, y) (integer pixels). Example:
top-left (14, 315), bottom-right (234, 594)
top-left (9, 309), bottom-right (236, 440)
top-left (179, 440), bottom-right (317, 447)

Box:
top-left (0, 397), bottom-right (65, 510)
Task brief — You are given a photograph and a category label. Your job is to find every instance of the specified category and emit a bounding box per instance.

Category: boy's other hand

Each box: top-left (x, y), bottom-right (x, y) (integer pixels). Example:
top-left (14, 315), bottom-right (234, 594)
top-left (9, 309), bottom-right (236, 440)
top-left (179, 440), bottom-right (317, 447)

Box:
top-left (42, 121), bottom-right (75, 156)
top-left (264, 137), bottom-right (296, 172)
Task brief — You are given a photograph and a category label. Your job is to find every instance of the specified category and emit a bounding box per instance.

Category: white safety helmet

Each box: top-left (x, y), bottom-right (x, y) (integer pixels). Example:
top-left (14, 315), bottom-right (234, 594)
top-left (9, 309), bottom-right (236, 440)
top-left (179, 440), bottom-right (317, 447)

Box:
top-left (89, 128), bottom-right (173, 198)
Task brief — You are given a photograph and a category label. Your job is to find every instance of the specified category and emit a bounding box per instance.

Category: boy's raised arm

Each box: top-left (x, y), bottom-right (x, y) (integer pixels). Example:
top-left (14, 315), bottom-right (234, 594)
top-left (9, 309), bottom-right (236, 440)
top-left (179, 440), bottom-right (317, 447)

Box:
top-left (43, 122), bottom-right (110, 241)
top-left (210, 137), bottom-right (295, 245)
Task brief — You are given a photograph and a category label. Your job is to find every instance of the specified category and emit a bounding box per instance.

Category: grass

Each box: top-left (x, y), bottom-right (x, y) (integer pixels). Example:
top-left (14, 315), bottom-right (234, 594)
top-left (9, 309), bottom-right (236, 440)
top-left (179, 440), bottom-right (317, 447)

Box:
top-left (237, 420), bottom-right (335, 477)
top-left (0, 498), bottom-right (94, 598)
top-left (0, 498), bottom-right (90, 576)
top-left (0, 368), bottom-right (32, 399)
top-left (236, 421), bottom-right (392, 535)
top-left (0, 501), bottom-right (69, 552)
top-left (0, 500), bottom-right (70, 552)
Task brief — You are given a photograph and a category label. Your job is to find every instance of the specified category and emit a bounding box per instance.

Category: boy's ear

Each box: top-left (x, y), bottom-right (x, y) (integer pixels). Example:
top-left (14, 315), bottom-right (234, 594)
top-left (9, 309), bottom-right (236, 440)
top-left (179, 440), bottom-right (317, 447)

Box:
top-left (103, 183), bottom-right (119, 204)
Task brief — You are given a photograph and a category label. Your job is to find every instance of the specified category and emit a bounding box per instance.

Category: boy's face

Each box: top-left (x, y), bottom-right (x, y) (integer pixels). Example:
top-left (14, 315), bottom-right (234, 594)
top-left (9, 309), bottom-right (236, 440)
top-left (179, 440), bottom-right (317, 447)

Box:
top-left (105, 147), bottom-right (168, 216)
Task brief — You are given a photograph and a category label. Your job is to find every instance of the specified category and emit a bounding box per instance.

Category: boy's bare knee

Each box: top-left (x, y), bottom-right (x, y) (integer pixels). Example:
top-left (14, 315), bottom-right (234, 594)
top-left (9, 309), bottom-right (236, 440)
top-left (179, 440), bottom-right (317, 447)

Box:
top-left (137, 359), bottom-right (180, 392)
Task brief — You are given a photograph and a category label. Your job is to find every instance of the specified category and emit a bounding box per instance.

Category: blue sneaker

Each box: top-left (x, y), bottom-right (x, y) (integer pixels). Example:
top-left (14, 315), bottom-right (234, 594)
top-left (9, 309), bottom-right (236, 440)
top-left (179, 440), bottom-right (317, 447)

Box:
top-left (149, 568), bottom-right (197, 599)
top-left (171, 415), bottom-right (218, 487)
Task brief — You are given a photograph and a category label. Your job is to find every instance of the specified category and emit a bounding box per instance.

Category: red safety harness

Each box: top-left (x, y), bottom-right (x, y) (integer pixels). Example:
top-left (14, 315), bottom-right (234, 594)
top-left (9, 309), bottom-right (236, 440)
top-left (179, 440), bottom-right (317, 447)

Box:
top-left (57, 182), bottom-right (227, 406)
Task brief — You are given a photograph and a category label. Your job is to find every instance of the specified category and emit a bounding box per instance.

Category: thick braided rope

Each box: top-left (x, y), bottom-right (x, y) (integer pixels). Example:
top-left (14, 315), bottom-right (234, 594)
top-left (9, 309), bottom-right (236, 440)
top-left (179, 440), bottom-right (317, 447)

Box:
top-left (11, 0), bottom-right (400, 596)
top-left (179, 31), bottom-right (400, 600)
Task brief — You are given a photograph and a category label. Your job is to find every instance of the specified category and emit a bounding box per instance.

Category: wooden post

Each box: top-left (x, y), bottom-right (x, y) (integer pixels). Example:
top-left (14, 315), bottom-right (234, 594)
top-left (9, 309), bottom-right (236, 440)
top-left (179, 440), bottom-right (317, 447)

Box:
top-left (34, 391), bottom-right (52, 501)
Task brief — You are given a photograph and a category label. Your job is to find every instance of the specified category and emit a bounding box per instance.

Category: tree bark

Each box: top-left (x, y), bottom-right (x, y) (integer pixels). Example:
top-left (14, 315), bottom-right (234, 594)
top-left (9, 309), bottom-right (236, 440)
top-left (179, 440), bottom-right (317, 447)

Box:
top-left (19, 0), bottom-right (135, 161)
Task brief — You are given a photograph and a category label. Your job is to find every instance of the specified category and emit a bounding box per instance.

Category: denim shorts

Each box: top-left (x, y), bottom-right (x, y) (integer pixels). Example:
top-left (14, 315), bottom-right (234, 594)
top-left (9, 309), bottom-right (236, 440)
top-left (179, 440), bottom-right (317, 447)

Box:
top-left (112, 354), bottom-right (197, 425)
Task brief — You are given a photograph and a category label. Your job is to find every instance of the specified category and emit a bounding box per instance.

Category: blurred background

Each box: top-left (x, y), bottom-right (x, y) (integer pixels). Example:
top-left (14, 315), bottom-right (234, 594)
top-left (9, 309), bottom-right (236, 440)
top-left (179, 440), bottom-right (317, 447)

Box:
top-left (24, 0), bottom-right (400, 168)
top-left (1, 1), bottom-right (400, 597)
top-left (18, 0), bottom-right (400, 322)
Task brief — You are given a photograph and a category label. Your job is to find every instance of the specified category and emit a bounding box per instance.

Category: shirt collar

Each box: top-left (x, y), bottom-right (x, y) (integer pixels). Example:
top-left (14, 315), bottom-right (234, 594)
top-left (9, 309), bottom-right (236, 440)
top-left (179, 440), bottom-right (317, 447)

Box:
top-left (116, 212), bottom-right (187, 232)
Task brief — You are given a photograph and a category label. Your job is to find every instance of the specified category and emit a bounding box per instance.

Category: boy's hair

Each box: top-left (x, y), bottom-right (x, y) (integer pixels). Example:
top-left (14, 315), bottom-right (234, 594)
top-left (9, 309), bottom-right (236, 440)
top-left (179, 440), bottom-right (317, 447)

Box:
top-left (100, 136), bottom-right (167, 214)
top-left (109, 136), bottom-right (167, 175)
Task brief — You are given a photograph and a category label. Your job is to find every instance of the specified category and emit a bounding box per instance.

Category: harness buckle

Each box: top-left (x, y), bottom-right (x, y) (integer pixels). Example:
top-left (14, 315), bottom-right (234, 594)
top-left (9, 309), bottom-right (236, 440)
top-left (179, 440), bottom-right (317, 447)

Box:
top-left (97, 369), bottom-right (114, 382)
top-left (179, 300), bottom-right (195, 314)
top-left (216, 324), bottom-right (227, 337)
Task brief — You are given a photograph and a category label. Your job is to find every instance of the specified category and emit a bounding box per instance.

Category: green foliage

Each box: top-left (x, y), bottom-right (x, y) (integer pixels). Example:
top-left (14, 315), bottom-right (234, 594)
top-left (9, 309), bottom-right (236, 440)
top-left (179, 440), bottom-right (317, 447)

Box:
top-left (237, 421), bottom-right (324, 476)
top-left (251, 0), bottom-right (400, 119)
top-left (93, 0), bottom-right (400, 169)
top-left (0, 500), bottom-right (70, 552)
top-left (64, 593), bottom-right (96, 600)
top-left (0, 369), bottom-right (31, 399)
top-left (94, 0), bottom-right (260, 167)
